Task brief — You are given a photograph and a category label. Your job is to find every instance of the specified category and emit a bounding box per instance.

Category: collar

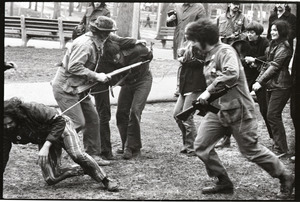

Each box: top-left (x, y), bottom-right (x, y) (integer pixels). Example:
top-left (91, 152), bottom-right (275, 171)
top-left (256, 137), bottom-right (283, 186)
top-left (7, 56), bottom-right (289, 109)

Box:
top-left (90, 33), bottom-right (108, 51)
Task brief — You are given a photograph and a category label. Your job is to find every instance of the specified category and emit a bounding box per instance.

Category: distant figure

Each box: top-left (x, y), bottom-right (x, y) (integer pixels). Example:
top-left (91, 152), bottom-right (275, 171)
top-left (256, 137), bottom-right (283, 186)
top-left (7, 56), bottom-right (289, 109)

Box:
top-left (216, 2), bottom-right (248, 44)
top-left (144, 14), bottom-right (152, 28)
top-left (166, 3), bottom-right (206, 59)
top-left (72, 2), bottom-right (111, 40)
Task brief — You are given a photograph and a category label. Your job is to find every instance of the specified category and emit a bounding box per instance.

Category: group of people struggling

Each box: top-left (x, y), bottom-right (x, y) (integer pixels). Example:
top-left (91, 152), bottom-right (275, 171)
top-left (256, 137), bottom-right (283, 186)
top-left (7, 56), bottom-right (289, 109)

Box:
top-left (167, 2), bottom-right (296, 198)
top-left (3, 2), bottom-right (297, 199)
top-left (4, 2), bottom-right (153, 192)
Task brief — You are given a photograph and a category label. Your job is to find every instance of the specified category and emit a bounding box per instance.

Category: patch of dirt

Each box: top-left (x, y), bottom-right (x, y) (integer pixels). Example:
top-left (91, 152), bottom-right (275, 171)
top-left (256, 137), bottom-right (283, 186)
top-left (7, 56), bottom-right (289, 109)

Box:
top-left (3, 103), bottom-right (295, 200)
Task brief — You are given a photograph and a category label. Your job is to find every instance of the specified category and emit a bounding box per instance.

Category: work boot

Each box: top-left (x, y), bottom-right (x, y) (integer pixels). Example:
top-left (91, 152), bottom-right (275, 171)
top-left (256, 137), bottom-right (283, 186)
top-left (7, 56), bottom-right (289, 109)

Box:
top-left (91, 155), bottom-right (111, 166)
top-left (202, 175), bottom-right (234, 194)
top-left (100, 152), bottom-right (115, 160)
top-left (102, 177), bottom-right (119, 192)
top-left (278, 172), bottom-right (295, 199)
top-left (215, 136), bottom-right (231, 148)
top-left (123, 148), bottom-right (141, 160)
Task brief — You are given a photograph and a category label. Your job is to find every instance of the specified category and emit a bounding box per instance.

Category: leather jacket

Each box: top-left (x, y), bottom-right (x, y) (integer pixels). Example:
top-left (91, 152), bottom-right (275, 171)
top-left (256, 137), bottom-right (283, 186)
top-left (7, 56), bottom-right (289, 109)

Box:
top-left (3, 102), bottom-right (66, 173)
top-left (256, 39), bottom-right (292, 90)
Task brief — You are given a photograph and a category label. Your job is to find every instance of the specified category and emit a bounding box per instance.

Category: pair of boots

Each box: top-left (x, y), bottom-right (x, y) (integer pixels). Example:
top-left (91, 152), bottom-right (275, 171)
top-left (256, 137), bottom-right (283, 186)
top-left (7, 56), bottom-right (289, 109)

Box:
top-left (202, 172), bottom-right (294, 198)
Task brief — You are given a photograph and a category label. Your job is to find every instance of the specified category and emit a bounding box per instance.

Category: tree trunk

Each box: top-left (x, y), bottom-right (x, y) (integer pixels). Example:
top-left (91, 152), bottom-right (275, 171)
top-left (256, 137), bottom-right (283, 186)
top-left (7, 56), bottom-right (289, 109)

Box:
top-left (41, 2), bottom-right (44, 18)
top-left (77, 3), bottom-right (82, 12)
top-left (156, 3), bottom-right (170, 35)
top-left (112, 3), bottom-right (118, 20)
top-left (35, 2), bottom-right (38, 11)
top-left (53, 2), bottom-right (61, 19)
top-left (10, 2), bottom-right (14, 16)
top-left (28, 2), bottom-right (32, 9)
top-left (69, 2), bottom-right (74, 16)
top-left (116, 3), bottom-right (134, 37)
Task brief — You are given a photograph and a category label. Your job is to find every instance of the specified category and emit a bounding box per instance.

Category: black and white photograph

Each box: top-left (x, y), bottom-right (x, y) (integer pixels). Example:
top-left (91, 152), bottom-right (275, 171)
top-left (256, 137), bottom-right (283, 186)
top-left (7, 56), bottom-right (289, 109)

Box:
top-left (2, 1), bottom-right (299, 200)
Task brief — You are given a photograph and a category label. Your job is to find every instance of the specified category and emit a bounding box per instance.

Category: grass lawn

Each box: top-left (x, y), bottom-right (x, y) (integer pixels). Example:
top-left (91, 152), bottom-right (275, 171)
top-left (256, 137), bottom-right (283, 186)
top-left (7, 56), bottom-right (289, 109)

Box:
top-left (3, 46), bottom-right (295, 200)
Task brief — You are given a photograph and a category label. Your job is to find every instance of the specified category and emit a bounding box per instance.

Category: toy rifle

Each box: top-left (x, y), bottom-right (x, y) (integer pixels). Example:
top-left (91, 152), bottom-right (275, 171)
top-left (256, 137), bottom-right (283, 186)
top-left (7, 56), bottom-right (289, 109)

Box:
top-left (77, 60), bottom-right (150, 93)
top-left (176, 84), bottom-right (237, 121)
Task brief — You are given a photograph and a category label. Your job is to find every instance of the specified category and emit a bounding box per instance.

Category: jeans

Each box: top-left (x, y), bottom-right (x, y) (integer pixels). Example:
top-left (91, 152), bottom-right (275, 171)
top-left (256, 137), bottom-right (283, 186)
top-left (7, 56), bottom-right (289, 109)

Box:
top-left (93, 86), bottom-right (112, 155)
top-left (194, 111), bottom-right (286, 179)
top-left (116, 71), bottom-right (152, 151)
top-left (266, 88), bottom-right (291, 153)
top-left (255, 86), bottom-right (273, 138)
top-left (40, 116), bottom-right (106, 185)
top-left (52, 84), bottom-right (101, 156)
top-left (173, 91), bottom-right (201, 153)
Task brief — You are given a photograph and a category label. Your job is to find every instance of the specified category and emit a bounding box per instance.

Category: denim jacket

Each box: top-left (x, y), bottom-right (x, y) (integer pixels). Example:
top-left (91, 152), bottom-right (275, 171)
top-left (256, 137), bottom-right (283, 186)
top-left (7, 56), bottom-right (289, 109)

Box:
top-left (256, 40), bottom-right (292, 90)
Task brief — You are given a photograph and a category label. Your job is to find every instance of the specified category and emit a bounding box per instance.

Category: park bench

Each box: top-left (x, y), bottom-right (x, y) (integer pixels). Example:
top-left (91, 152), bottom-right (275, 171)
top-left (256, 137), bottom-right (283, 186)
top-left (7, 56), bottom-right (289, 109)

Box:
top-left (5, 16), bottom-right (22, 38)
top-left (155, 26), bottom-right (175, 48)
top-left (5, 15), bottom-right (80, 49)
top-left (58, 19), bottom-right (80, 48)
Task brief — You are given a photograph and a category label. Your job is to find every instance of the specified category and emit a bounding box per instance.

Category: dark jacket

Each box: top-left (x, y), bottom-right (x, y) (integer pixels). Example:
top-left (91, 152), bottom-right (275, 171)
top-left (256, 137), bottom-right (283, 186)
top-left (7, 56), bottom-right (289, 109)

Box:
top-left (118, 44), bottom-right (153, 85)
top-left (81, 5), bottom-right (111, 30)
top-left (242, 36), bottom-right (269, 90)
top-left (267, 10), bottom-right (297, 48)
top-left (178, 42), bottom-right (206, 95)
top-left (256, 39), bottom-right (292, 90)
top-left (3, 102), bottom-right (66, 173)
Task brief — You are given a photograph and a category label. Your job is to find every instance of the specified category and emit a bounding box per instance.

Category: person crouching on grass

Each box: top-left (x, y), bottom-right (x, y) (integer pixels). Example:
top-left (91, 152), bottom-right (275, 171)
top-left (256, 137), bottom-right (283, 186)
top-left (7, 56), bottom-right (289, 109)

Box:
top-left (3, 97), bottom-right (118, 192)
top-left (184, 18), bottom-right (294, 199)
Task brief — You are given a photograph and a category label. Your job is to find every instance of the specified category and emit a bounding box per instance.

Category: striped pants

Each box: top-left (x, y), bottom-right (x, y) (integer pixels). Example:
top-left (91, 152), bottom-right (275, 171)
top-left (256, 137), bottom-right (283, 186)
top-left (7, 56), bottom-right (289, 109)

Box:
top-left (39, 115), bottom-right (107, 185)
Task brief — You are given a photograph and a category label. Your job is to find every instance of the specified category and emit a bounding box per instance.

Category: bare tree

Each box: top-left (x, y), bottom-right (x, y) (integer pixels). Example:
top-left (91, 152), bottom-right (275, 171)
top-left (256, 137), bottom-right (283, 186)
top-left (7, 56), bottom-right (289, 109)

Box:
top-left (116, 3), bottom-right (134, 37)
top-left (9, 2), bottom-right (14, 16)
top-left (28, 2), bottom-right (32, 9)
top-left (35, 2), bottom-right (38, 11)
top-left (53, 2), bottom-right (61, 19)
top-left (41, 2), bottom-right (45, 18)
top-left (69, 2), bottom-right (74, 16)
top-left (156, 3), bottom-right (170, 32)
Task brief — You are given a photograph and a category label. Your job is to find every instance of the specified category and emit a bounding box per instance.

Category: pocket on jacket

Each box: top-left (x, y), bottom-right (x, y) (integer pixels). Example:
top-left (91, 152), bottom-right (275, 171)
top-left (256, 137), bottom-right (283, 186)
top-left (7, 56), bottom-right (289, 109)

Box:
top-left (218, 98), bottom-right (253, 126)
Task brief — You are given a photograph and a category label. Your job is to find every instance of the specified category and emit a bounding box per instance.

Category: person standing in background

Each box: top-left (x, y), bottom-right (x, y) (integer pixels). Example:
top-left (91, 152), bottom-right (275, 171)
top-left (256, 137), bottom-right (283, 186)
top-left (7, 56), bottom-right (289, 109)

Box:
top-left (144, 14), bottom-right (152, 28)
top-left (267, 4), bottom-right (296, 48)
top-left (73, 2), bottom-right (111, 39)
top-left (166, 3), bottom-right (206, 96)
top-left (217, 2), bottom-right (248, 45)
top-left (240, 21), bottom-right (272, 139)
top-left (173, 41), bottom-right (207, 157)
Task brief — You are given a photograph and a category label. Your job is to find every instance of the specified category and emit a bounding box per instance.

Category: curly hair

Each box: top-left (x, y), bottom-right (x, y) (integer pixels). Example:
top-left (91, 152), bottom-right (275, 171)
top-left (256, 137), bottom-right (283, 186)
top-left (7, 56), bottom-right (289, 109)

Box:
top-left (185, 18), bottom-right (219, 50)
top-left (4, 97), bottom-right (27, 125)
top-left (271, 19), bottom-right (290, 40)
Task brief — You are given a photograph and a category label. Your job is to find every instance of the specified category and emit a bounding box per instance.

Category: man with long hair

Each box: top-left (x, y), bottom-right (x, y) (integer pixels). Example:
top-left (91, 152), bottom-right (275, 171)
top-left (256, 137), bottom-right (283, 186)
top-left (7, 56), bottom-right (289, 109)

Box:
top-left (3, 97), bottom-right (118, 191)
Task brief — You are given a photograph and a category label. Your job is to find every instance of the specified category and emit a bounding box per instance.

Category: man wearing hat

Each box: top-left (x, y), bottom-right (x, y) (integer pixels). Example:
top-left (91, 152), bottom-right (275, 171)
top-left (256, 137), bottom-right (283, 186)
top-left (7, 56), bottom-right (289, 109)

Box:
top-left (52, 16), bottom-right (137, 165)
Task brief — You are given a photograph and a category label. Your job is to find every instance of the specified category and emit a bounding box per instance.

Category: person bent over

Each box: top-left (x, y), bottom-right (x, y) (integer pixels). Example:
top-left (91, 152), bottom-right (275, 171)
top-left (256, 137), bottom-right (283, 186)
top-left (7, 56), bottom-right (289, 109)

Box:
top-left (110, 43), bottom-right (153, 159)
top-left (184, 18), bottom-right (294, 199)
top-left (3, 97), bottom-right (118, 192)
